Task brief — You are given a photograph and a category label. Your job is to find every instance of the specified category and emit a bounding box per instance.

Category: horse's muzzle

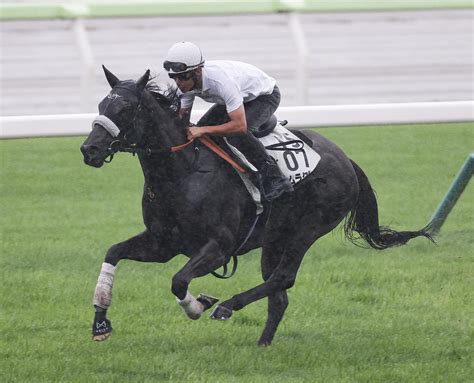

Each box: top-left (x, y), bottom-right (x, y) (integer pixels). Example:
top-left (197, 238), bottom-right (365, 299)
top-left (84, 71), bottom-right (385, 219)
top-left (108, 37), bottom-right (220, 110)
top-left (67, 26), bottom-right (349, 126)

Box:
top-left (80, 144), bottom-right (105, 168)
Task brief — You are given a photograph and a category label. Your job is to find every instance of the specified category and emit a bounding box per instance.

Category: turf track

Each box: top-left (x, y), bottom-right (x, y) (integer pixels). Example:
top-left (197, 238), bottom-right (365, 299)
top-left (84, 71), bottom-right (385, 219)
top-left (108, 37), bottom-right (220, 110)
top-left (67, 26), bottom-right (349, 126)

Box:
top-left (1, 123), bottom-right (472, 382)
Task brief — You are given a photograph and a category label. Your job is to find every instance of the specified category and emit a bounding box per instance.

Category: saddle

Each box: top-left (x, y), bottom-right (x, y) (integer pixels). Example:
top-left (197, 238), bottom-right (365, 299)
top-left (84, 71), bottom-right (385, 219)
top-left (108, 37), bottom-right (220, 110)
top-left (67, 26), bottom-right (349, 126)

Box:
top-left (199, 116), bottom-right (321, 212)
top-left (250, 115), bottom-right (314, 147)
top-left (204, 116), bottom-right (319, 178)
top-left (253, 115), bottom-right (279, 138)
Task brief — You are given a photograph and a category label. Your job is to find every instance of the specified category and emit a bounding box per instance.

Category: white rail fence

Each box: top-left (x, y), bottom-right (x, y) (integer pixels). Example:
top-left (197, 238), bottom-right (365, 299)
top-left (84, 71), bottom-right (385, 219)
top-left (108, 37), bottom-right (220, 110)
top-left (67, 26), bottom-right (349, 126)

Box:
top-left (1, 101), bottom-right (473, 139)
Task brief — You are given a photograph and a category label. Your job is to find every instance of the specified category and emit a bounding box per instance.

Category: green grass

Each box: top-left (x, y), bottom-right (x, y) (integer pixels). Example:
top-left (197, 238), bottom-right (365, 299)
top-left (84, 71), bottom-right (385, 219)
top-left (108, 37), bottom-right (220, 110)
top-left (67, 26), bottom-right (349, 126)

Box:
top-left (1, 123), bottom-right (473, 382)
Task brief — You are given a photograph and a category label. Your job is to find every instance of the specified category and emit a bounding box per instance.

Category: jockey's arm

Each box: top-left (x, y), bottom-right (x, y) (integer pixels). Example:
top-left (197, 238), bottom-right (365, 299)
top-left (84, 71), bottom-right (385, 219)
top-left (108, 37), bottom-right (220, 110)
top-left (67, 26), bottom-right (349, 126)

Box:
top-left (187, 105), bottom-right (247, 140)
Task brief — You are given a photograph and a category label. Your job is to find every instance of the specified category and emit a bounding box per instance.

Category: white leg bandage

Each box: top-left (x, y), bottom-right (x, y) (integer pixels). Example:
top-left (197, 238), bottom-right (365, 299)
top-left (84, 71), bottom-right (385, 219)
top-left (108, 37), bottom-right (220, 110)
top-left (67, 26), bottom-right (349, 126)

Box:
top-left (93, 263), bottom-right (116, 309)
top-left (176, 291), bottom-right (204, 320)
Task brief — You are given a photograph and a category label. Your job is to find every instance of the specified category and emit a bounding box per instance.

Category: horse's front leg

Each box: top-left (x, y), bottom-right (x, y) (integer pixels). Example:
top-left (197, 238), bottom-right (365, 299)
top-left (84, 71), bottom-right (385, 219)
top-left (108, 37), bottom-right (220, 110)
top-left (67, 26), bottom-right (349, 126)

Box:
top-left (171, 239), bottom-right (227, 320)
top-left (92, 230), bottom-right (176, 341)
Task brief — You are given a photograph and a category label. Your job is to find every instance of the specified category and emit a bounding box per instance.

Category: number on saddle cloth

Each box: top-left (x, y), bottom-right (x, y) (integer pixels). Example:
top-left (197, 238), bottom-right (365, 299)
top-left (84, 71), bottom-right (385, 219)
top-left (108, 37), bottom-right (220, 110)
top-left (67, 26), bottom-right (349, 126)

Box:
top-left (259, 126), bottom-right (321, 186)
top-left (217, 116), bottom-right (322, 187)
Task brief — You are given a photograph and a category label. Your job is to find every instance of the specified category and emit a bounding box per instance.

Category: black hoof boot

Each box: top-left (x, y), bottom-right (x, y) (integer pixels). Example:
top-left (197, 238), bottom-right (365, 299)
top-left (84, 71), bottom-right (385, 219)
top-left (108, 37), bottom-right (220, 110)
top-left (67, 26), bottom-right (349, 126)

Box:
top-left (92, 312), bottom-right (112, 341)
top-left (210, 305), bottom-right (233, 320)
top-left (197, 293), bottom-right (219, 311)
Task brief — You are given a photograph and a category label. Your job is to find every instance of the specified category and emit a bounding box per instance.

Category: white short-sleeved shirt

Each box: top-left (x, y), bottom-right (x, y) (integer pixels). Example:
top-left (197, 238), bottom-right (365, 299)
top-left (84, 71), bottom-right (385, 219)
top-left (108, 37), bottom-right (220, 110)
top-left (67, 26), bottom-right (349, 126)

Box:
top-left (177, 60), bottom-right (276, 113)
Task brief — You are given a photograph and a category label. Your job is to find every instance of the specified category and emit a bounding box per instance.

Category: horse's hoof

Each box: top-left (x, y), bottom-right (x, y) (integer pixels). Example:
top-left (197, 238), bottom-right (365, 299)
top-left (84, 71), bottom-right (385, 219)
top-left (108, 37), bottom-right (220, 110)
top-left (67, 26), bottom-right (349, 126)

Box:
top-left (197, 293), bottom-right (219, 311)
top-left (210, 305), bottom-right (233, 320)
top-left (93, 332), bottom-right (111, 342)
top-left (92, 317), bottom-right (112, 341)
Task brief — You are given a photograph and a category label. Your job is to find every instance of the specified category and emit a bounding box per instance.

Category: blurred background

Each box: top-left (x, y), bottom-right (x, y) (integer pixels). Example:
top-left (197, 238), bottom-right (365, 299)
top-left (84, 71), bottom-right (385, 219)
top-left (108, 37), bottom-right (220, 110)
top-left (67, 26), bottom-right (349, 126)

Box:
top-left (0, 0), bottom-right (473, 116)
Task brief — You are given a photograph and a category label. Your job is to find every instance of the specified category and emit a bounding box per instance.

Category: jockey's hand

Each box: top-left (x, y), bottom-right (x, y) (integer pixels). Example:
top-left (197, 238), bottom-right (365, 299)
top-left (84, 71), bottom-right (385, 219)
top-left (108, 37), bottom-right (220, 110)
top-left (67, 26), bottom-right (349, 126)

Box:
top-left (187, 126), bottom-right (205, 140)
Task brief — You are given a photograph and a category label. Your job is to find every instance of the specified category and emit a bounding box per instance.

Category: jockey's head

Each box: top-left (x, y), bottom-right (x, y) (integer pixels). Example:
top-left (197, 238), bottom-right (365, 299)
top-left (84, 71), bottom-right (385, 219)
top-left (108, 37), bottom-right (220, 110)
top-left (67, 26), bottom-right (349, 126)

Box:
top-left (163, 41), bottom-right (204, 92)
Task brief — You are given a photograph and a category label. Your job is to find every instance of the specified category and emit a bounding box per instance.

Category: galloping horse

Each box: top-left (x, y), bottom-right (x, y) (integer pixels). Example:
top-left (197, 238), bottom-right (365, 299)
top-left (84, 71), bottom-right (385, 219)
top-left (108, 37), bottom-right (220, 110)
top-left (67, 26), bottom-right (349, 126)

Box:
top-left (80, 67), bottom-right (431, 346)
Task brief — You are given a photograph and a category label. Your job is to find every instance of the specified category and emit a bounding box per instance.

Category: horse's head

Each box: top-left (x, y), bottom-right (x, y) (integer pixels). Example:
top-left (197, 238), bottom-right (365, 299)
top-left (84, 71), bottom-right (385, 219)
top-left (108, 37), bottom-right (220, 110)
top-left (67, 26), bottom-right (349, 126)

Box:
top-left (80, 66), bottom-right (150, 168)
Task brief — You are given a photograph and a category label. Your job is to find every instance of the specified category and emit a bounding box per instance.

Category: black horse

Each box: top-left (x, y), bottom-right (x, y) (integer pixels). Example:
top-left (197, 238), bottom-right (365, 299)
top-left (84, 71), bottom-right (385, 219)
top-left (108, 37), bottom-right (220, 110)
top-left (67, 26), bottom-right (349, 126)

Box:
top-left (80, 67), bottom-right (432, 346)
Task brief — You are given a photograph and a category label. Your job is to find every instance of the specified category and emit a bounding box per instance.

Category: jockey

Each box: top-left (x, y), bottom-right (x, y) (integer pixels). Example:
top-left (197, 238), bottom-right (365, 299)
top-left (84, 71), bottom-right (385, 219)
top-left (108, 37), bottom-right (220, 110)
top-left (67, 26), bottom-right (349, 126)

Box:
top-left (163, 41), bottom-right (293, 202)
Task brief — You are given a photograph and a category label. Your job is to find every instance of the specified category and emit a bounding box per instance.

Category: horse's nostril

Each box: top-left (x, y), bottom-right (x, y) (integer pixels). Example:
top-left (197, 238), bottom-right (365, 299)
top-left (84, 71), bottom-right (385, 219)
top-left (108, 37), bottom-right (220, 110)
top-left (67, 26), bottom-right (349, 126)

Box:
top-left (81, 144), bottom-right (99, 156)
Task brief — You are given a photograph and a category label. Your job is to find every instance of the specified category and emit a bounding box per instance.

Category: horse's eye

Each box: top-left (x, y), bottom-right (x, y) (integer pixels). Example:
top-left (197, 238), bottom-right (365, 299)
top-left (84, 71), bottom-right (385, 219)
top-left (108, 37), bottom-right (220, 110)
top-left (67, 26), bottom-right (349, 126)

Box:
top-left (121, 103), bottom-right (133, 112)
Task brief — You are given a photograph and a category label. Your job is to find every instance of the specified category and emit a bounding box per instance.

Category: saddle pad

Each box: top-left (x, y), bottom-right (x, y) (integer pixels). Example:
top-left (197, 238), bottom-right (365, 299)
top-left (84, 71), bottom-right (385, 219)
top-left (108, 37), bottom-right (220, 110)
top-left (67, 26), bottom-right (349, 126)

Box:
top-left (259, 124), bottom-right (321, 185)
top-left (222, 124), bottom-right (320, 214)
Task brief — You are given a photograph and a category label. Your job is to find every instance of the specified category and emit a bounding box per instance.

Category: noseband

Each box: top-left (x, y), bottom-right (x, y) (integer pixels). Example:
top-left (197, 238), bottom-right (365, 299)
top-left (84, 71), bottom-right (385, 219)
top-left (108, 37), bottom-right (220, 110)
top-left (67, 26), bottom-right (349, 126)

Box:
top-left (92, 102), bottom-right (195, 164)
top-left (90, 115), bottom-right (121, 162)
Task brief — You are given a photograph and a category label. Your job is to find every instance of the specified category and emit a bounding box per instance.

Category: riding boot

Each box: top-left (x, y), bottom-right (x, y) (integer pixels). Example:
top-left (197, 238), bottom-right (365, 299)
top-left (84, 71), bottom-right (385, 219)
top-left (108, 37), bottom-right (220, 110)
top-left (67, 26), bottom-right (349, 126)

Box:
top-left (227, 133), bottom-right (293, 201)
top-left (259, 157), bottom-right (294, 201)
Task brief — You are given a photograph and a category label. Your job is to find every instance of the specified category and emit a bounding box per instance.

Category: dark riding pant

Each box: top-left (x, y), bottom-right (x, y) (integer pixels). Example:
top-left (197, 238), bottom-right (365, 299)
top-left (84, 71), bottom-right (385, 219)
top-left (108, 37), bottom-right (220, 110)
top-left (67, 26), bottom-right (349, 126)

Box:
top-left (196, 85), bottom-right (281, 168)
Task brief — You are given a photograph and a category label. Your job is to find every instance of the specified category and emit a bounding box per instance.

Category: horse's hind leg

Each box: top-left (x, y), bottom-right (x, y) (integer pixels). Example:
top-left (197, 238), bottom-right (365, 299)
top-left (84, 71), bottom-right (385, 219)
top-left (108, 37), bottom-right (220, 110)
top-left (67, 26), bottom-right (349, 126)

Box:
top-left (92, 230), bottom-right (175, 341)
top-left (259, 291), bottom-right (288, 346)
top-left (213, 212), bottom-right (341, 345)
top-left (257, 243), bottom-right (289, 346)
top-left (211, 232), bottom-right (306, 316)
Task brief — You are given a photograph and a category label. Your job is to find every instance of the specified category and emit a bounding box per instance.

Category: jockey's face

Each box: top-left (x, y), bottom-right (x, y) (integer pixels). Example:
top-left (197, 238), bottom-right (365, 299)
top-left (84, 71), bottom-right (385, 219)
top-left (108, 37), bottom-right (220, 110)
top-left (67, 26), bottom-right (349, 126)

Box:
top-left (173, 73), bottom-right (194, 92)
top-left (169, 68), bottom-right (202, 93)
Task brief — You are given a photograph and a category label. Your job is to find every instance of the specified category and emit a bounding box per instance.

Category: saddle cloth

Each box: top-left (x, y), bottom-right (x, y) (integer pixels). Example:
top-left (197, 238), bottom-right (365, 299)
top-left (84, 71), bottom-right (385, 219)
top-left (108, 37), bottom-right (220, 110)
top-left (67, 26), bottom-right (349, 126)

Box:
top-left (224, 122), bottom-right (321, 213)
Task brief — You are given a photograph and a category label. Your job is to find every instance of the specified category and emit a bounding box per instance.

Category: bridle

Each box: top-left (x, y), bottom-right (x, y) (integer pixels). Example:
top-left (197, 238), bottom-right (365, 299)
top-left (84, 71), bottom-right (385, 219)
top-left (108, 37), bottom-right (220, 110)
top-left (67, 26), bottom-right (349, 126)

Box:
top-left (92, 92), bottom-right (196, 164)
top-left (93, 89), bottom-right (249, 173)
top-left (106, 137), bottom-right (195, 163)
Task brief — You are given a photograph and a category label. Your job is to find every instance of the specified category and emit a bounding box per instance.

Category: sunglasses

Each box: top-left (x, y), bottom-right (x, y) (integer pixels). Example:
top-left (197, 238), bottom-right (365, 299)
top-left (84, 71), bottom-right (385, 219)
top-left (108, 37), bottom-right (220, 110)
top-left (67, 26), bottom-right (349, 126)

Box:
top-left (168, 71), bottom-right (193, 81)
top-left (163, 61), bottom-right (189, 73)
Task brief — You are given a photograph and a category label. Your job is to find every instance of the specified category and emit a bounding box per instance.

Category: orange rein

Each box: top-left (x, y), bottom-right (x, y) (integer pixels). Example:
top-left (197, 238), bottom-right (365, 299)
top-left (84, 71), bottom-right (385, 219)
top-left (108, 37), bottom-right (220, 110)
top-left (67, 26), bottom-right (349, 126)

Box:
top-left (170, 137), bottom-right (247, 173)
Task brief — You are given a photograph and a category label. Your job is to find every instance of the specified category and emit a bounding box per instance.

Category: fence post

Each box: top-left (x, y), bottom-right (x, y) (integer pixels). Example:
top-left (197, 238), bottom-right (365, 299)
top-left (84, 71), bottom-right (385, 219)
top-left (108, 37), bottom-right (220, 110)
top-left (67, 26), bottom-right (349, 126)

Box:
top-left (288, 12), bottom-right (309, 105)
top-left (73, 18), bottom-right (94, 112)
top-left (428, 153), bottom-right (474, 234)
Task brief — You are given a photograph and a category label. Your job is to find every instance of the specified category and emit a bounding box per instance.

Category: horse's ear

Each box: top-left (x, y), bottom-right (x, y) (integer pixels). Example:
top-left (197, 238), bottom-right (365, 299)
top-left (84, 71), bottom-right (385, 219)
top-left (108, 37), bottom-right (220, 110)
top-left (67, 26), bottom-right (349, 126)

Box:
top-left (102, 65), bottom-right (120, 88)
top-left (136, 69), bottom-right (150, 94)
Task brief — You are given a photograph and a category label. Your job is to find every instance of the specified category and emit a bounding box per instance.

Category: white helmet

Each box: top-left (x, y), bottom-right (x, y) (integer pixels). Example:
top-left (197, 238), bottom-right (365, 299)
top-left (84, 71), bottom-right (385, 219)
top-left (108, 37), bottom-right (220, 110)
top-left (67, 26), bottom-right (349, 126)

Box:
top-left (163, 41), bottom-right (204, 74)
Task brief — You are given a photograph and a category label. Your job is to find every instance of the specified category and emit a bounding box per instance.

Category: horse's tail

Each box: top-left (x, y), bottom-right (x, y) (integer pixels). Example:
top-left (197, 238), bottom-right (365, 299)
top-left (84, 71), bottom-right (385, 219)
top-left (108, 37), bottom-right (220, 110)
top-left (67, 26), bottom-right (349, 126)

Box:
top-left (344, 160), bottom-right (433, 250)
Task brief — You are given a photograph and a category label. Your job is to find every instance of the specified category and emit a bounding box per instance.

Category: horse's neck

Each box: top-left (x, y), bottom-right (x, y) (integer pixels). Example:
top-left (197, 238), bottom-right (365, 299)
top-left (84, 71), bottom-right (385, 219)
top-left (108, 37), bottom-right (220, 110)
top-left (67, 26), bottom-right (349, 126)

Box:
top-left (139, 150), bottom-right (191, 187)
top-left (139, 98), bottom-right (193, 186)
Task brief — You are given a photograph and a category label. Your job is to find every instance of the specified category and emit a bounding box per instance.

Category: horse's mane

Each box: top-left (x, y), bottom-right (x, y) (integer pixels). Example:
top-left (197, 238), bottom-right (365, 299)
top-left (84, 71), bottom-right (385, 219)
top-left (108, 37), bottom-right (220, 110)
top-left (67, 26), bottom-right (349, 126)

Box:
top-left (138, 78), bottom-right (188, 132)
top-left (145, 79), bottom-right (181, 119)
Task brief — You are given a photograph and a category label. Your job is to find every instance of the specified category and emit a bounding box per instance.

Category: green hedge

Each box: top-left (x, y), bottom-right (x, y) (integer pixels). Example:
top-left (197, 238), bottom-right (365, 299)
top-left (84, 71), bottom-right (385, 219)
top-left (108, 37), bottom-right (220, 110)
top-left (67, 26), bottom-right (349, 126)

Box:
top-left (1, 0), bottom-right (472, 20)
